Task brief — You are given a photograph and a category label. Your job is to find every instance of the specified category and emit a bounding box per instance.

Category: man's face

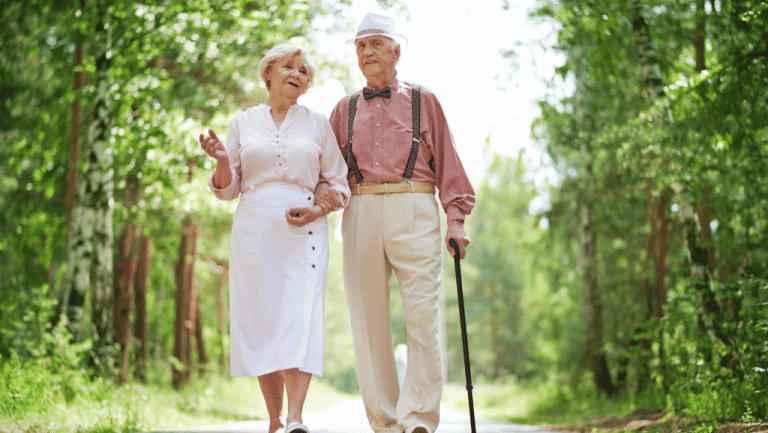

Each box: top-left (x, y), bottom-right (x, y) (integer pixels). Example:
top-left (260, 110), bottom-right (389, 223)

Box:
top-left (356, 36), bottom-right (400, 82)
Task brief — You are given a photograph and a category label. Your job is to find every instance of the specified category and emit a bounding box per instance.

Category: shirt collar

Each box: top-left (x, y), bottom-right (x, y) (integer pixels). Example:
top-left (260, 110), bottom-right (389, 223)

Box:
top-left (366, 73), bottom-right (400, 93)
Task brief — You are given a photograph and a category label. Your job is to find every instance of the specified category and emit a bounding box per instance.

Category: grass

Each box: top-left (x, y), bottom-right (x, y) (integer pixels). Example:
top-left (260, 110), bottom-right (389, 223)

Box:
top-left (3, 362), bottom-right (766, 433)
top-left (442, 377), bottom-right (768, 433)
top-left (0, 365), bottom-right (354, 433)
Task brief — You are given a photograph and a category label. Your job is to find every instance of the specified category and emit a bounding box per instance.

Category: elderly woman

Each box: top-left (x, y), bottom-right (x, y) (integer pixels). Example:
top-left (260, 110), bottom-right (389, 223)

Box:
top-left (200, 43), bottom-right (349, 433)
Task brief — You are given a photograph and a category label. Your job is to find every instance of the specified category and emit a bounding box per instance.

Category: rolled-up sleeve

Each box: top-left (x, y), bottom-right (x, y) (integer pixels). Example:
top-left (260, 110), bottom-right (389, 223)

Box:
top-left (319, 116), bottom-right (351, 208)
top-left (207, 118), bottom-right (242, 201)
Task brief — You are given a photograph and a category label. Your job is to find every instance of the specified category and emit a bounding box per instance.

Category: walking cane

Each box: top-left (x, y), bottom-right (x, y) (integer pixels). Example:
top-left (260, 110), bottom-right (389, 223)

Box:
top-left (449, 238), bottom-right (477, 433)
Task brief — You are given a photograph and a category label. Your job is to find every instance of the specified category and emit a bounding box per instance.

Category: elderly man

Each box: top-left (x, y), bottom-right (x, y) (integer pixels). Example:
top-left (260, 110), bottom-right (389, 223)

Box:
top-left (318, 12), bottom-right (475, 433)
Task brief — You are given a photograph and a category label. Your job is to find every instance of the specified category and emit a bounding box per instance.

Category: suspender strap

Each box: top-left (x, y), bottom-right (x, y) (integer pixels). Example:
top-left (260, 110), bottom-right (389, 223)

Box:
top-left (347, 86), bottom-right (423, 183)
top-left (347, 93), bottom-right (364, 183)
top-left (403, 86), bottom-right (420, 179)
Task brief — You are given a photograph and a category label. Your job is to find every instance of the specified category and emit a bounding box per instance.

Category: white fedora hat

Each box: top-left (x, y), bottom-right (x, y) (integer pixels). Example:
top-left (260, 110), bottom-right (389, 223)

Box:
top-left (346, 13), bottom-right (408, 46)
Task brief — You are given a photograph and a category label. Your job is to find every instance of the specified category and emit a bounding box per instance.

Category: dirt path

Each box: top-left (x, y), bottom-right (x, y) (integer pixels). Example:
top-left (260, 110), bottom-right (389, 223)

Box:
top-left (155, 398), bottom-right (559, 433)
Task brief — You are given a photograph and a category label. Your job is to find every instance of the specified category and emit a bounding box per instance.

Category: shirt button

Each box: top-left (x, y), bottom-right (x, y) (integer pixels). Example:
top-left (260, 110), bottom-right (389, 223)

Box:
top-left (311, 264), bottom-right (316, 268)
top-left (377, 104), bottom-right (380, 107)
top-left (308, 231), bottom-right (313, 235)
top-left (312, 246), bottom-right (315, 250)
top-left (375, 162), bottom-right (379, 166)
top-left (375, 142), bottom-right (379, 146)
top-left (376, 123), bottom-right (380, 127)
top-left (307, 196), bottom-right (311, 201)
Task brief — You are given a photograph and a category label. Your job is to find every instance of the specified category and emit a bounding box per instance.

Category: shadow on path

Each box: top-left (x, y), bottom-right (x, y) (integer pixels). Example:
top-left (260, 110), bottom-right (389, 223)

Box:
top-left (153, 398), bottom-right (560, 433)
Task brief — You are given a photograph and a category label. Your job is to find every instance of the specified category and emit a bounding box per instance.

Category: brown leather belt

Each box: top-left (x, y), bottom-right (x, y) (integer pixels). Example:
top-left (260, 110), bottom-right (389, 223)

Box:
top-left (350, 182), bottom-right (435, 195)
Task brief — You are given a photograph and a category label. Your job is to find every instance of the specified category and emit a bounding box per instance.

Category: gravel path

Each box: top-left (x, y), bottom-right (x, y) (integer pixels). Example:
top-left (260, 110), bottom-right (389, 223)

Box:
top-left (155, 398), bottom-right (559, 433)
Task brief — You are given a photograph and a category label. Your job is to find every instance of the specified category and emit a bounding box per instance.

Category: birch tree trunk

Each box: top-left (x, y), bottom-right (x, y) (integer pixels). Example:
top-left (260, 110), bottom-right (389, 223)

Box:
top-left (61, 0), bottom-right (114, 364)
top-left (88, 0), bottom-right (115, 361)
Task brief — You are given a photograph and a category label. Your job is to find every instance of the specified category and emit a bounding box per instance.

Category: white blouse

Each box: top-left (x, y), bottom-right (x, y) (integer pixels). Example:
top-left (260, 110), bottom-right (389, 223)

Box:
top-left (209, 103), bottom-right (350, 205)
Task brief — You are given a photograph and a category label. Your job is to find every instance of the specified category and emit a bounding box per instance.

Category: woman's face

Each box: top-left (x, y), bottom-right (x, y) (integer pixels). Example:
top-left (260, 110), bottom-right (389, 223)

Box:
top-left (267, 53), bottom-right (310, 99)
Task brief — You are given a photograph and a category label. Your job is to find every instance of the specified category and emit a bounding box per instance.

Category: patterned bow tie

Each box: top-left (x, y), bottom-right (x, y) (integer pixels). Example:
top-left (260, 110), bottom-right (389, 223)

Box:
top-left (362, 86), bottom-right (392, 100)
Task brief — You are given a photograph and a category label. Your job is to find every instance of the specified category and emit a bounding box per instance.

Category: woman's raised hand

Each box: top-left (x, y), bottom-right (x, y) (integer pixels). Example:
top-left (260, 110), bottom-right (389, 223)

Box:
top-left (199, 129), bottom-right (229, 163)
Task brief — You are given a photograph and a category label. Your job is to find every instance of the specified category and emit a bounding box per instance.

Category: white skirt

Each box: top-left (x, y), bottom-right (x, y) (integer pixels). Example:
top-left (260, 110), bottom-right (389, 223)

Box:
top-left (229, 183), bottom-right (328, 377)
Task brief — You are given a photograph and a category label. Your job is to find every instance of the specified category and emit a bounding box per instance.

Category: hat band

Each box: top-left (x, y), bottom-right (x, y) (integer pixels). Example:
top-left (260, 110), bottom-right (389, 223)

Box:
top-left (356, 28), bottom-right (389, 38)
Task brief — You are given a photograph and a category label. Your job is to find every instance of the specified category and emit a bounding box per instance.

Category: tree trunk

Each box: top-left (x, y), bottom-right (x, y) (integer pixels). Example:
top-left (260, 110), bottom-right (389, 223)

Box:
top-left (195, 306), bottom-right (209, 374)
top-left (653, 189), bottom-right (671, 317)
top-left (626, 0), bottom-right (672, 392)
top-left (66, 35), bottom-right (85, 223)
top-left (88, 1), bottom-right (115, 360)
top-left (573, 47), bottom-right (615, 396)
top-left (172, 217), bottom-right (199, 389)
top-left (60, 0), bottom-right (115, 361)
top-left (581, 167), bottom-right (615, 395)
top-left (488, 283), bottom-right (501, 379)
top-left (134, 234), bottom-right (151, 383)
top-left (216, 260), bottom-right (228, 374)
top-left (693, 1), bottom-right (716, 274)
top-left (626, 0), bottom-right (665, 102)
top-left (114, 176), bottom-right (139, 384)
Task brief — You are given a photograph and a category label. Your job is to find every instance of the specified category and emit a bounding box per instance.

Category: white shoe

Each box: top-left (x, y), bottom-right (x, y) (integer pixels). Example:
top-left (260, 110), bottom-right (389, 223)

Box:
top-left (286, 422), bottom-right (309, 433)
top-left (404, 424), bottom-right (430, 433)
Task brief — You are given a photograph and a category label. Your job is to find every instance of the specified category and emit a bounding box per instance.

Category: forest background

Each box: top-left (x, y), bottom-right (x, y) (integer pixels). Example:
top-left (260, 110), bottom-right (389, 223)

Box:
top-left (1, 0), bottom-right (767, 432)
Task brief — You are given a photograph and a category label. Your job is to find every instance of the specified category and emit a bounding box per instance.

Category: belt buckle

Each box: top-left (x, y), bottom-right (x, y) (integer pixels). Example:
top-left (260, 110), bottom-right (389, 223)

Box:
top-left (372, 183), bottom-right (387, 195)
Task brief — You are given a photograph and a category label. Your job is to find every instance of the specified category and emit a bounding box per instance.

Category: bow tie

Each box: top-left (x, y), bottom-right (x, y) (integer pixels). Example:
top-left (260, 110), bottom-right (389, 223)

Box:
top-left (363, 86), bottom-right (392, 100)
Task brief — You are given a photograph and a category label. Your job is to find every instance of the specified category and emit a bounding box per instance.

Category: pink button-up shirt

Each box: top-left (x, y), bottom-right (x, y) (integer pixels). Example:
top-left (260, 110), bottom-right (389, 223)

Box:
top-left (329, 76), bottom-right (475, 221)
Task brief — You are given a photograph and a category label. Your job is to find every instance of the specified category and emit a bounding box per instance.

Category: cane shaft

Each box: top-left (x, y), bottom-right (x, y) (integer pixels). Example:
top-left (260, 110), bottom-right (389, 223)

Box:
top-left (450, 239), bottom-right (477, 433)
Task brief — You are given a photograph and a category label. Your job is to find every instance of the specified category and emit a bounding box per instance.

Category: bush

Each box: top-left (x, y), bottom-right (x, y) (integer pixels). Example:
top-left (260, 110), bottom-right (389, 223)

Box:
top-left (0, 352), bottom-right (56, 417)
top-left (661, 277), bottom-right (768, 421)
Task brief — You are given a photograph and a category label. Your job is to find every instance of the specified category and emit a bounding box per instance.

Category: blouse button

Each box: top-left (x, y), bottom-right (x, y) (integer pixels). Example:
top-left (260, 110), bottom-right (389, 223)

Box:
top-left (312, 264), bottom-right (316, 269)
top-left (312, 246), bottom-right (315, 250)
top-left (308, 231), bottom-right (313, 235)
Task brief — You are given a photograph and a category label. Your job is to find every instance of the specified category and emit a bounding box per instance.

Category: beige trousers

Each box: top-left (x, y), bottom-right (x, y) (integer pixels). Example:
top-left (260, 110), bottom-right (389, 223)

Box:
top-left (342, 192), bottom-right (443, 433)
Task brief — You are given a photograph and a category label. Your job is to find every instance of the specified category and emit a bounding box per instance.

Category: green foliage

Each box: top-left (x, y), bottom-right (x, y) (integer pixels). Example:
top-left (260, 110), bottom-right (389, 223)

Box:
top-left (450, 150), bottom-right (547, 381)
top-left (0, 353), bottom-right (56, 417)
top-left (529, 0), bottom-right (768, 423)
top-left (660, 278), bottom-right (768, 420)
top-left (0, 0), bottom-right (362, 387)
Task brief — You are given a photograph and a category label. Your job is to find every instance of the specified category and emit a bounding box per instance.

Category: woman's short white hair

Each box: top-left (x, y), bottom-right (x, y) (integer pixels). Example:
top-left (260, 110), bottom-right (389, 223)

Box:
top-left (259, 43), bottom-right (317, 90)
